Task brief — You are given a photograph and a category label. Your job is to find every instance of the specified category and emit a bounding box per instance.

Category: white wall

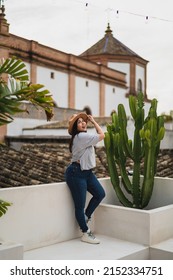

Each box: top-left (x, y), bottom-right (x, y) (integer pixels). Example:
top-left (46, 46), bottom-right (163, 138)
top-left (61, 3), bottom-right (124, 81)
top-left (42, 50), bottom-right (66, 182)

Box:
top-left (108, 62), bottom-right (130, 88)
top-left (37, 66), bottom-right (68, 107)
top-left (160, 129), bottom-right (173, 149)
top-left (105, 85), bottom-right (130, 117)
top-left (9, 118), bottom-right (173, 149)
top-left (23, 127), bottom-right (69, 137)
top-left (0, 177), bottom-right (173, 251)
top-left (7, 118), bottom-right (48, 136)
top-left (24, 62), bottom-right (30, 77)
top-left (0, 183), bottom-right (81, 251)
top-left (136, 65), bottom-right (145, 92)
top-left (75, 76), bottom-right (99, 116)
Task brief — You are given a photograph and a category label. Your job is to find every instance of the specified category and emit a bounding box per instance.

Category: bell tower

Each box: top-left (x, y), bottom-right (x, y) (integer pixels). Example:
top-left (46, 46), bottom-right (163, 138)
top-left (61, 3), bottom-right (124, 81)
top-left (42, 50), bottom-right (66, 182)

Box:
top-left (0, 1), bottom-right (9, 142)
top-left (0, 1), bottom-right (9, 36)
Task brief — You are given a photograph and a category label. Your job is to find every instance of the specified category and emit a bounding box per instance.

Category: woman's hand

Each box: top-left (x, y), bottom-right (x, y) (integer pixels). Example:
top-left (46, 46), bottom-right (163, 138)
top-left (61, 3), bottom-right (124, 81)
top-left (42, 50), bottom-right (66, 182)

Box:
top-left (87, 115), bottom-right (105, 141)
top-left (87, 115), bottom-right (95, 124)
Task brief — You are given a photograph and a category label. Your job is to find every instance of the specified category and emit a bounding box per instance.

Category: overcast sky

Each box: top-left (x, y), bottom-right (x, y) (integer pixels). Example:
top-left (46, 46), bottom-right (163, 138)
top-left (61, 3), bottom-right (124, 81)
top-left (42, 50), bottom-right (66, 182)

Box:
top-left (4, 0), bottom-right (173, 115)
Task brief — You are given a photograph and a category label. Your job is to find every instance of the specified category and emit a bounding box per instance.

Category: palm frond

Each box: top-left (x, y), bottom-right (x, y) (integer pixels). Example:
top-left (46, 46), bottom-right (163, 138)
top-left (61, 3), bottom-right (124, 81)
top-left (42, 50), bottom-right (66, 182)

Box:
top-left (0, 58), bottom-right (54, 126)
top-left (0, 57), bottom-right (55, 216)
top-left (0, 199), bottom-right (12, 218)
top-left (0, 57), bottom-right (29, 81)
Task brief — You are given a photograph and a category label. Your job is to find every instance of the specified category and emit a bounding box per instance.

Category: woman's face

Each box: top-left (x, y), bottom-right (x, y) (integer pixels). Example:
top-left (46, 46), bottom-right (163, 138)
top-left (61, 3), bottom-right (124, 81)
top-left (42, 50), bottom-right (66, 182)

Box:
top-left (77, 117), bottom-right (87, 132)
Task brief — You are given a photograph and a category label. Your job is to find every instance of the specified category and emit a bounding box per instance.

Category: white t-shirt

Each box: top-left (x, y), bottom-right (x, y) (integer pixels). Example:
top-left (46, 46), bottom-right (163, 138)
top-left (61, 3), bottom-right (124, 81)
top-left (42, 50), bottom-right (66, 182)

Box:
top-left (71, 132), bottom-right (100, 170)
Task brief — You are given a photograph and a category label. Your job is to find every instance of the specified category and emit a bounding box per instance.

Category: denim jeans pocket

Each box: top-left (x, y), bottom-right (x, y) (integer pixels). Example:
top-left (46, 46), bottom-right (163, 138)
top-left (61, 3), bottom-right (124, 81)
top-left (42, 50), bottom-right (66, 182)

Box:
top-left (65, 163), bottom-right (80, 179)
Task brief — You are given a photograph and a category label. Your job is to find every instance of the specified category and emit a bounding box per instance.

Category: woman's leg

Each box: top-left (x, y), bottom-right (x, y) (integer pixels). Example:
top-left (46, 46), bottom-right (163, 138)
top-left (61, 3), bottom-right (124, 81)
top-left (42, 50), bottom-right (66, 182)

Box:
top-left (85, 171), bottom-right (105, 219)
top-left (65, 164), bottom-right (88, 232)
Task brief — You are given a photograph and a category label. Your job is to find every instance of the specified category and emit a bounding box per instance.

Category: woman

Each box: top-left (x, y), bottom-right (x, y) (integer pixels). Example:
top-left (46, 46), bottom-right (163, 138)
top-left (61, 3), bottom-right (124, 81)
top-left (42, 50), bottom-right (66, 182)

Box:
top-left (65, 112), bottom-right (105, 244)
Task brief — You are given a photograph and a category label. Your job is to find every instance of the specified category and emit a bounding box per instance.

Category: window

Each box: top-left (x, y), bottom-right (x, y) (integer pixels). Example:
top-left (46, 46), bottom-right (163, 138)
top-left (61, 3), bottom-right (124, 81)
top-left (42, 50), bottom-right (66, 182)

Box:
top-left (112, 87), bottom-right (115, 93)
top-left (137, 79), bottom-right (142, 93)
top-left (85, 81), bottom-right (89, 87)
top-left (50, 72), bottom-right (55, 79)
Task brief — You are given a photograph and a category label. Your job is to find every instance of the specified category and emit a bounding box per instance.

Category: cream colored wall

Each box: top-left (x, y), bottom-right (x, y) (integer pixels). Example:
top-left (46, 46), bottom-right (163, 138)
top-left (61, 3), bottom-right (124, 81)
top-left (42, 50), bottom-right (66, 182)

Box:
top-left (136, 64), bottom-right (145, 92)
top-left (0, 183), bottom-right (81, 251)
top-left (24, 62), bottom-right (30, 78)
top-left (7, 118), bottom-right (47, 136)
top-left (108, 62), bottom-right (130, 88)
top-left (0, 177), bottom-right (173, 251)
top-left (37, 66), bottom-right (68, 107)
top-left (105, 86), bottom-right (129, 116)
top-left (75, 76), bottom-right (100, 116)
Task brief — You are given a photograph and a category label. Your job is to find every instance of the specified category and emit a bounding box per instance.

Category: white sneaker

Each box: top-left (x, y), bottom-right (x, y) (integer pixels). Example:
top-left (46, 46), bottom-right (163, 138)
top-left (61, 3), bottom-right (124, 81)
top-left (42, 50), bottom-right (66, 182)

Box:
top-left (81, 230), bottom-right (100, 244)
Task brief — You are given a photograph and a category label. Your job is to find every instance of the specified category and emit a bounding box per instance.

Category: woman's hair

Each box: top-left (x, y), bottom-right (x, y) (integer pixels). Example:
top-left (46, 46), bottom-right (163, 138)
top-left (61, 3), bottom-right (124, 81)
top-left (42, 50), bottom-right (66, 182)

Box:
top-left (69, 119), bottom-right (79, 152)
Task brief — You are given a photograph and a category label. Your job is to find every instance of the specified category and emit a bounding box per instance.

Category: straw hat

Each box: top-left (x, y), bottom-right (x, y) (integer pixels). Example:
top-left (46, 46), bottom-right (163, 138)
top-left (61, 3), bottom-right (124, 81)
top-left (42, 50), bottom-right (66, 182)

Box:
top-left (68, 112), bottom-right (88, 135)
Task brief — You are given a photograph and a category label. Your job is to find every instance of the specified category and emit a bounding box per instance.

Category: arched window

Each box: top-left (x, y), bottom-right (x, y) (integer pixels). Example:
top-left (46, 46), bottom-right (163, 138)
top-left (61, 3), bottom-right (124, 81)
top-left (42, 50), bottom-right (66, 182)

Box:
top-left (137, 79), bottom-right (142, 93)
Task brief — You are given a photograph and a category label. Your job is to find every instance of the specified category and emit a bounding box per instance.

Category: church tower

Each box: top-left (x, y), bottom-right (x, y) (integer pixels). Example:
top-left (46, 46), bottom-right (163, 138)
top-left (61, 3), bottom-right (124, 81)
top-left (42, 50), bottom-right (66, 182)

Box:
top-left (80, 23), bottom-right (149, 100)
top-left (0, 2), bottom-right (9, 141)
top-left (0, 1), bottom-right (9, 36)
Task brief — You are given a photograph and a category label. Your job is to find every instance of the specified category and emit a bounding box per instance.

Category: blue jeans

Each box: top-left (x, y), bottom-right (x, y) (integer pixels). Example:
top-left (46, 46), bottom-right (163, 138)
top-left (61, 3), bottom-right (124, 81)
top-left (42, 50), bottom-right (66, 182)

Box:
top-left (65, 162), bottom-right (105, 232)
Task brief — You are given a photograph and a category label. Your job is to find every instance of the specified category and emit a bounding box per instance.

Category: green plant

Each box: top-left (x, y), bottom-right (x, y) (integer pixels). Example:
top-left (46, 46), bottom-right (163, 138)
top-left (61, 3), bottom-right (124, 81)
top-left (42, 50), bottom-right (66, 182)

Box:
top-left (0, 57), bottom-right (54, 126)
top-left (0, 199), bottom-right (12, 217)
top-left (0, 57), bottom-right (55, 217)
top-left (104, 92), bottom-right (165, 209)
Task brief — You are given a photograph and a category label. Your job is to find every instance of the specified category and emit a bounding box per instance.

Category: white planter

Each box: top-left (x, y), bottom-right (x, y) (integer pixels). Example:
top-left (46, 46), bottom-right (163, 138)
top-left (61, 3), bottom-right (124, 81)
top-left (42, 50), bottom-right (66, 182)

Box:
top-left (0, 183), bottom-right (84, 252)
top-left (95, 177), bottom-right (173, 246)
top-left (0, 241), bottom-right (23, 260)
top-left (0, 176), bottom-right (172, 257)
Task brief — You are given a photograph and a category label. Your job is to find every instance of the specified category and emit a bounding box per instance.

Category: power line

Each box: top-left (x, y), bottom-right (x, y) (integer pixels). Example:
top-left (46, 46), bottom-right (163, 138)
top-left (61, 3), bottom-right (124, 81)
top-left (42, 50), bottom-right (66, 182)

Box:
top-left (70, 0), bottom-right (173, 24)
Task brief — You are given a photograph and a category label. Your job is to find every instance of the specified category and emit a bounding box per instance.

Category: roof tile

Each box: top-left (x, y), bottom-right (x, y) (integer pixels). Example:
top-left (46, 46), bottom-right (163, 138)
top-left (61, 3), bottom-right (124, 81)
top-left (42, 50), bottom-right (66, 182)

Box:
top-left (0, 144), bottom-right (173, 188)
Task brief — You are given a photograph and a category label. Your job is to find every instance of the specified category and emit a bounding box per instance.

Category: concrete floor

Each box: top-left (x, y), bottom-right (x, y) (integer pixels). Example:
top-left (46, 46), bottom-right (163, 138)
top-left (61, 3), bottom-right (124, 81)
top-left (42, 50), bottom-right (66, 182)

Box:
top-left (24, 234), bottom-right (149, 260)
top-left (24, 235), bottom-right (173, 260)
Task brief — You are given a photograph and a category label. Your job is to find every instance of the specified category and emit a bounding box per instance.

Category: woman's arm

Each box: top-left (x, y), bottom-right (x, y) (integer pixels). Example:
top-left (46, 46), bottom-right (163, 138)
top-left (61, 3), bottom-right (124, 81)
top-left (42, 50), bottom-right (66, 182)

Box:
top-left (87, 115), bottom-right (105, 141)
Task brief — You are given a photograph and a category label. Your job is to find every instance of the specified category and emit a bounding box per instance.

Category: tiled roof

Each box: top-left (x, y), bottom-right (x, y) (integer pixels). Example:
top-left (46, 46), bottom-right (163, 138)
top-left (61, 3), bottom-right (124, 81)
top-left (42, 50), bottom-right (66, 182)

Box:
top-left (0, 143), bottom-right (173, 188)
top-left (80, 23), bottom-right (144, 58)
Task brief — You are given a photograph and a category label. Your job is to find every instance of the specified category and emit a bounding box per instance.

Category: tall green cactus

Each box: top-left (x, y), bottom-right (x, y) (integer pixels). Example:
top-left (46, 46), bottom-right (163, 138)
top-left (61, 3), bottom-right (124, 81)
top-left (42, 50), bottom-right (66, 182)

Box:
top-left (104, 92), bottom-right (165, 209)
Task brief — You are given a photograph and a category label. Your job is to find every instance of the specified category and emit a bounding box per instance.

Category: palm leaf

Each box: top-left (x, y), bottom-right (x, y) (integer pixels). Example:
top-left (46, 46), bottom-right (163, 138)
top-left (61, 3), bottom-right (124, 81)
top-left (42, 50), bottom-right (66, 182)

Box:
top-left (0, 57), bottom-right (55, 215)
top-left (0, 57), bottom-right (29, 81)
top-left (0, 199), bottom-right (12, 218)
top-left (0, 57), bottom-right (54, 126)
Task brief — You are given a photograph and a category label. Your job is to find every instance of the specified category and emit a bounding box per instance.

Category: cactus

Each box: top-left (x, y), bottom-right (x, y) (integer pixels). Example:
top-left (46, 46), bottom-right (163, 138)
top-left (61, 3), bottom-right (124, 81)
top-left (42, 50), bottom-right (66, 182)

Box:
top-left (104, 92), bottom-right (165, 209)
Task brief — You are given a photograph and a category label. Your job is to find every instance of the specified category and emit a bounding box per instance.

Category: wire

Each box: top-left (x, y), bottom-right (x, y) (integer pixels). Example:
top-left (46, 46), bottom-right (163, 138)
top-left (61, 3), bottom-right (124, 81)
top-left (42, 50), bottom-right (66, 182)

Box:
top-left (69, 0), bottom-right (173, 24)
top-left (120, 9), bottom-right (173, 23)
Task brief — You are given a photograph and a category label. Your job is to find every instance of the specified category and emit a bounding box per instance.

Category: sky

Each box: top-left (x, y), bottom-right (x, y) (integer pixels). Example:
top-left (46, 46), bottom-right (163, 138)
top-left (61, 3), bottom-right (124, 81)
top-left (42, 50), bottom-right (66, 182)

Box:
top-left (3, 0), bottom-right (173, 115)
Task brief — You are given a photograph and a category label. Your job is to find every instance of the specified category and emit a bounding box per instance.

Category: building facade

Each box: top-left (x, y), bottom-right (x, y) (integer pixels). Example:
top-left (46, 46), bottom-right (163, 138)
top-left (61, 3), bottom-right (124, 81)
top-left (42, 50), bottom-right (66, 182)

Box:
top-left (0, 4), bottom-right (150, 139)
